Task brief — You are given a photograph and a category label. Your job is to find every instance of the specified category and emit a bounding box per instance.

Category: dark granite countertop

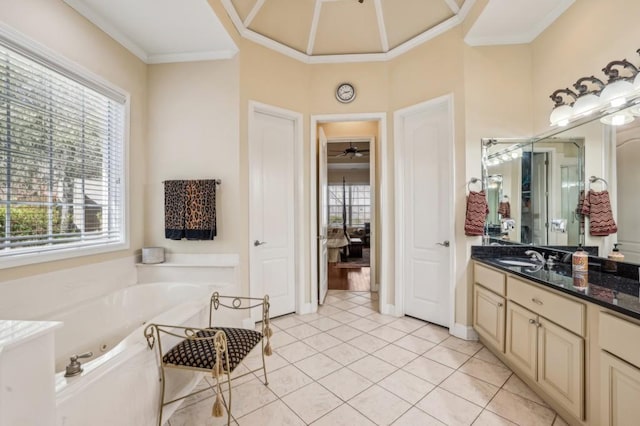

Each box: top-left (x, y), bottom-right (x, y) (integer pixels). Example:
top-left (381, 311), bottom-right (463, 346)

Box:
top-left (472, 253), bottom-right (640, 321)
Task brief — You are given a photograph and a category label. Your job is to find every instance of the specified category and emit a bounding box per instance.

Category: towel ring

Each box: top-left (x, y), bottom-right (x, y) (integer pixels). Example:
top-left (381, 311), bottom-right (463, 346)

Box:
top-left (588, 176), bottom-right (608, 190)
top-left (467, 177), bottom-right (483, 192)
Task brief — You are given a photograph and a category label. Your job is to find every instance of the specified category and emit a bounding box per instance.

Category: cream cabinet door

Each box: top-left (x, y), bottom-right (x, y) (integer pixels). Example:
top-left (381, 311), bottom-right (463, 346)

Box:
top-left (600, 350), bottom-right (640, 426)
top-left (506, 301), bottom-right (537, 380)
top-left (473, 285), bottom-right (506, 352)
top-left (537, 317), bottom-right (584, 420)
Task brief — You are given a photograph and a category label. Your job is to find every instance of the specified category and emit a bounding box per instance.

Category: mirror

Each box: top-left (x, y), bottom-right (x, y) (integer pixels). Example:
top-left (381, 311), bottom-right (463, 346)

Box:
top-left (482, 137), bottom-right (584, 246)
top-left (482, 102), bottom-right (640, 264)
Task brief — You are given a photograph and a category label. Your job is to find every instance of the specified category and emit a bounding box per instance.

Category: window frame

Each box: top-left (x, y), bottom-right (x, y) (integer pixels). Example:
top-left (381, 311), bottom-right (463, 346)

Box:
top-left (327, 183), bottom-right (371, 227)
top-left (0, 23), bottom-right (130, 269)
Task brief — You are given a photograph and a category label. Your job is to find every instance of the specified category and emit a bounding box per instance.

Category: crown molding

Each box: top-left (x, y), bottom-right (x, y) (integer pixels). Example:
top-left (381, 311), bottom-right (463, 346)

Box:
top-left (64, 0), bottom-right (149, 62)
top-left (464, 0), bottom-right (574, 46)
top-left (221, 0), bottom-right (477, 64)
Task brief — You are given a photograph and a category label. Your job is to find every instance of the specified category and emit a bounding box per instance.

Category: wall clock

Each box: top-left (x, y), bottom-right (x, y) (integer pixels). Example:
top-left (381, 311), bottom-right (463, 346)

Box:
top-left (336, 82), bottom-right (356, 103)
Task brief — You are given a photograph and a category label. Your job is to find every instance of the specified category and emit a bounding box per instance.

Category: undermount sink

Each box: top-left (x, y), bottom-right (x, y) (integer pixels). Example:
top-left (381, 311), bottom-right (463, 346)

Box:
top-left (496, 259), bottom-right (541, 267)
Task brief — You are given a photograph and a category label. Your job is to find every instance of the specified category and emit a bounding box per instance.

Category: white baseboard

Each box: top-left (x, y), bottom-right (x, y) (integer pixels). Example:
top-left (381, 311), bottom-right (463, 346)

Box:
top-left (380, 303), bottom-right (400, 316)
top-left (450, 323), bottom-right (479, 341)
top-left (298, 302), bottom-right (316, 315)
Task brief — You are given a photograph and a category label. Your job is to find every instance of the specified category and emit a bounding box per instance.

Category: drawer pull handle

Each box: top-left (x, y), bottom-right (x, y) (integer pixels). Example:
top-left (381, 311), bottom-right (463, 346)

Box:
top-left (531, 298), bottom-right (543, 305)
top-left (497, 302), bottom-right (503, 307)
top-left (537, 322), bottom-right (543, 328)
top-left (529, 318), bottom-right (536, 324)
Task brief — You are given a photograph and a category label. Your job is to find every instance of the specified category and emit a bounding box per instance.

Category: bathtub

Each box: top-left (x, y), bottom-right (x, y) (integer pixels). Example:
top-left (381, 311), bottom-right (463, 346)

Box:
top-left (50, 282), bottom-right (216, 426)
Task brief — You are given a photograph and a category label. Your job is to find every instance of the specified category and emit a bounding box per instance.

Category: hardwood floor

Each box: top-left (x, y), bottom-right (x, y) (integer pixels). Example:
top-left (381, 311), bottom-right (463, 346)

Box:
top-left (328, 264), bottom-right (370, 291)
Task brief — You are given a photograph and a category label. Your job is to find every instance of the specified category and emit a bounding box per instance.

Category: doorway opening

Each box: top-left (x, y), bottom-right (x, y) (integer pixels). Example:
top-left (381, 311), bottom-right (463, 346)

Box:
top-left (325, 136), bottom-right (373, 292)
top-left (310, 114), bottom-right (388, 314)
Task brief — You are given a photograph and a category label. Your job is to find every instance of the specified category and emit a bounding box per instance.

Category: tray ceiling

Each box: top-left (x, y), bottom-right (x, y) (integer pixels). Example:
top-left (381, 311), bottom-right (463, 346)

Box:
top-left (222, 0), bottom-right (473, 62)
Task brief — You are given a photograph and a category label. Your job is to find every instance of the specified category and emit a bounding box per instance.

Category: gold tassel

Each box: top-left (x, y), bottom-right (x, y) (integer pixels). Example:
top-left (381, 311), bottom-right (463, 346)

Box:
top-left (264, 341), bottom-right (273, 356)
top-left (265, 326), bottom-right (273, 338)
top-left (212, 392), bottom-right (224, 417)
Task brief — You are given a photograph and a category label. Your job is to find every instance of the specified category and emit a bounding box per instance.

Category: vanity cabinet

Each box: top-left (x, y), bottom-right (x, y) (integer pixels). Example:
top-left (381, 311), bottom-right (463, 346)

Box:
top-left (505, 299), bottom-right (584, 422)
top-left (473, 262), bottom-right (585, 421)
top-left (473, 264), bottom-right (506, 352)
top-left (473, 285), bottom-right (506, 351)
top-left (505, 277), bottom-right (585, 421)
top-left (599, 312), bottom-right (640, 425)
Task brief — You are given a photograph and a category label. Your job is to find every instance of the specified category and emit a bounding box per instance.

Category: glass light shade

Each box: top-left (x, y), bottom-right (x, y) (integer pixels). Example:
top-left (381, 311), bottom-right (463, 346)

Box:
top-left (629, 103), bottom-right (640, 116)
top-left (572, 94), bottom-right (601, 117)
top-left (600, 79), bottom-right (634, 108)
top-left (634, 73), bottom-right (640, 92)
top-left (600, 112), bottom-right (635, 126)
top-left (511, 151), bottom-right (519, 159)
top-left (549, 104), bottom-right (573, 126)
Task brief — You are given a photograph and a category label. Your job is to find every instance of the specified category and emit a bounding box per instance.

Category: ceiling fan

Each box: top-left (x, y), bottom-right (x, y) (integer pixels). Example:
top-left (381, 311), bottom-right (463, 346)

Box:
top-left (329, 142), bottom-right (370, 158)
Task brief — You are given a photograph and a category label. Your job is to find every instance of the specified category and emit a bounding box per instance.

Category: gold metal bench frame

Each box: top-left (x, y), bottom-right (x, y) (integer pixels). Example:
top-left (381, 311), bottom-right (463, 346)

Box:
top-left (144, 292), bottom-right (272, 426)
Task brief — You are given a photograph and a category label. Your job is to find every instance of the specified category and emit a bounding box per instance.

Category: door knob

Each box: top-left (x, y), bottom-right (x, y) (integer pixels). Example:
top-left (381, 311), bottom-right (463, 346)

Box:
top-left (254, 240), bottom-right (267, 247)
top-left (437, 240), bottom-right (450, 247)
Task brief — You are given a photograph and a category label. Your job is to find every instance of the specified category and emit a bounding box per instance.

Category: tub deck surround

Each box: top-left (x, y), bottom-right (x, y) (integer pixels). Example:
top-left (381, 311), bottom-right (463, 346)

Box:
top-left (0, 319), bottom-right (62, 349)
top-left (472, 246), bottom-right (640, 320)
top-left (0, 320), bottom-right (61, 426)
top-left (52, 282), bottom-right (228, 426)
top-left (136, 253), bottom-right (239, 285)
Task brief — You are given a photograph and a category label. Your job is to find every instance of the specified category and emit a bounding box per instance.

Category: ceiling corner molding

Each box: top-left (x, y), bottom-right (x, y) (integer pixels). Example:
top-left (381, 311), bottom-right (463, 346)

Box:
top-left (63, 0), bottom-right (149, 63)
top-left (147, 49), bottom-right (238, 65)
top-left (222, 0), bottom-right (476, 64)
top-left (306, 0), bottom-right (322, 55)
top-left (373, 0), bottom-right (389, 53)
top-left (527, 0), bottom-right (575, 42)
top-left (457, 0), bottom-right (477, 21)
top-left (464, 0), bottom-right (574, 47)
top-left (386, 13), bottom-right (463, 60)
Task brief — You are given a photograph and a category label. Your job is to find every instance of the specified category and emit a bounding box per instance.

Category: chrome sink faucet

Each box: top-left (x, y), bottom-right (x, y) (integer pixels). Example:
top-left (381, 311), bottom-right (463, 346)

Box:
top-left (525, 250), bottom-right (546, 265)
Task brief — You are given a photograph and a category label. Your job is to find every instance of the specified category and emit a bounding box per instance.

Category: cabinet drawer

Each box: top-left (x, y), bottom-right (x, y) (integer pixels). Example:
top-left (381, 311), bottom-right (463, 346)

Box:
top-left (474, 263), bottom-right (506, 296)
top-left (599, 312), bottom-right (640, 369)
top-left (507, 277), bottom-right (585, 336)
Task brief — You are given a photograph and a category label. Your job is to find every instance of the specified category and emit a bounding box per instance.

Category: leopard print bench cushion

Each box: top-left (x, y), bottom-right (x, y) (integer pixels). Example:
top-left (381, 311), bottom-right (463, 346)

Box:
top-left (162, 328), bottom-right (263, 372)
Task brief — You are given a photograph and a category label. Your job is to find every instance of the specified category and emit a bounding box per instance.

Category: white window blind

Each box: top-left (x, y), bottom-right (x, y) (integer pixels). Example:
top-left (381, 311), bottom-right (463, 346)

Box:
top-left (0, 37), bottom-right (126, 260)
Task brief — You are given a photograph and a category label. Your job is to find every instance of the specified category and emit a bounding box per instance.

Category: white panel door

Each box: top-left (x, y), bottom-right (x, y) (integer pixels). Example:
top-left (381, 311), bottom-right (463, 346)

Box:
top-left (250, 110), bottom-right (296, 318)
top-left (398, 97), bottom-right (453, 326)
top-left (616, 129), bottom-right (640, 263)
top-left (318, 128), bottom-right (329, 304)
top-left (532, 152), bottom-right (549, 245)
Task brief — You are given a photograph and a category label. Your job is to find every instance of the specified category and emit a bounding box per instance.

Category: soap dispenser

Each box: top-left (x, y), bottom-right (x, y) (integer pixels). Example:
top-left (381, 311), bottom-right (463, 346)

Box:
top-left (572, 245), bottom-right (588, 272)
top-left (608, 243), bottom-right (624, 262)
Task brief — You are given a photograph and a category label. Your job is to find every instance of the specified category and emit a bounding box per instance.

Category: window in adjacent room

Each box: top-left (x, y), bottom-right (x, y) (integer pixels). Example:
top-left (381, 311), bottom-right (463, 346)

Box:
top-left (328, 184), bottom-right (371, 226)
top-left (0, 34), bottom-right (127, 267)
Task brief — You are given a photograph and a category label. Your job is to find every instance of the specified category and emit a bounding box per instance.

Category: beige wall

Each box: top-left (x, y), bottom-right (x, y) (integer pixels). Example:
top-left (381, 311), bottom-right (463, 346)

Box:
top-left (5, 0), bottom-right (639, 330)
top-left (145, 59), bottom-right (241, 253)
top-left (531, 0), bottom-right (640, 134)
top-left (0, 0), bottom-right (147, 282)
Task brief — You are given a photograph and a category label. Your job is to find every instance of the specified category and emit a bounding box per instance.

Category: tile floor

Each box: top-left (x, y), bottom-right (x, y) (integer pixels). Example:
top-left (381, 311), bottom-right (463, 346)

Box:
top-left (166, 290), bottom-right (568, 426)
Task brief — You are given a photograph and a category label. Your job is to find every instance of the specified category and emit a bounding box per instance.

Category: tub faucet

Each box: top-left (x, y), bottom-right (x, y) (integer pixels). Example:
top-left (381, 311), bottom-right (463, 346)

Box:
top-left (525, 250), bottom-right (545, 265)
top-left (64, 351), bottom-right (93, 377)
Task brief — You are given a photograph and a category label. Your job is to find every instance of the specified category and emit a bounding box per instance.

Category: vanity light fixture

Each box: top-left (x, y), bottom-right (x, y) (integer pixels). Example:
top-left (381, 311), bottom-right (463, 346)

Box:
top-left (572, 76), bottom-right (605, 117)
top-left (600, 111), bottom-right (635, 126)
top-left (549, 88), bottom-right (577, 126)
top-left (599, 59), bottom-right (638, 108)
top-left (549, 50), bottom-right (640, 127)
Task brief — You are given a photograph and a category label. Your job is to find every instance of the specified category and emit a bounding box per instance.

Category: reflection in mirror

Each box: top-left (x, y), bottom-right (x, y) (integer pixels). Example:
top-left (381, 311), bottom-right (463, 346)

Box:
top-left (616, 118), bottom-right (640, 263)
top-left (482, 137), bottom-right (584, 246)
top-left (482, 94), bottom-right (640, 266)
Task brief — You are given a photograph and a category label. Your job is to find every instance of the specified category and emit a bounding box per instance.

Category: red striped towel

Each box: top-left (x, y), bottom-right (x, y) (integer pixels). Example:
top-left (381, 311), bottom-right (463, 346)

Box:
top-left (580, 189), bottom-right (617, 236)
top-left (465, 190), bottom-right (489, 236)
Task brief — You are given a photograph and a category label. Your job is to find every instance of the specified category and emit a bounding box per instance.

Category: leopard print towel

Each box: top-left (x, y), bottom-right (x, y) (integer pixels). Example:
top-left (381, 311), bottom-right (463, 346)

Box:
top-left (164, 180), bottom-right (217, 240)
